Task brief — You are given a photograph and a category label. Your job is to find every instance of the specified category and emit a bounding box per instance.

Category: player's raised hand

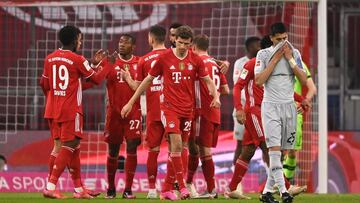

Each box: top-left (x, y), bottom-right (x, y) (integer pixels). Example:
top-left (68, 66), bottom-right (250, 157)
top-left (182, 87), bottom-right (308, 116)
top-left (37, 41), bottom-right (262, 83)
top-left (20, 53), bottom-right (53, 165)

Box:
top-left (235, 109), bottom-right (246, 124)
top-left (91, 49), bottom-right (108, 65)
top-left (283, 42), bottom-right (293, 60)
top-left (214, 59), bottom-right (230, 74)
top-left (121, 103), bottom-right (132, 118)
top-left (270, 47), bottom-right (284, 65)
top-left (108, 51), bottom-right (118, 64)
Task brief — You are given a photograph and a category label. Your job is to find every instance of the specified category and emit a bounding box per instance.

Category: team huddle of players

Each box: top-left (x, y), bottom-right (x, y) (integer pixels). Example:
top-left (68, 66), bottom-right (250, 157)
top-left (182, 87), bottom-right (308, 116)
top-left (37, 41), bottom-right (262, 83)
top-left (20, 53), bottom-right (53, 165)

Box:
top-left (40, 22), bottom-right (314, 203)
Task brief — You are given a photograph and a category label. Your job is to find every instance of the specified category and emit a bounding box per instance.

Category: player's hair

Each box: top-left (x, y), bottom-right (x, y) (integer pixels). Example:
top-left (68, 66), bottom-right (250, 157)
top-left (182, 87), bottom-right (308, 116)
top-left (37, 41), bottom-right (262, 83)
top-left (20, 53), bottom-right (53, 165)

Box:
top-left (120, 33), bottom-right (136, 45)
top-left (58, 25), bottom-right (81, 46)
top-left (260, 35), bottom-right (273, 49)
top-left (270, 22), bottom-right (287, 36)
top-left (175, 25), bottom-right (194, 41)
top-left (149, 25), bottom-right (166, 43)
top-left (193, 34), bottom-right (209, 51)
top-left (169, 22), bottom-right (183, 30)
top-left (0, 154), bottom-right (6, 163)
top-left (245, 36), bottom-right (261, 51)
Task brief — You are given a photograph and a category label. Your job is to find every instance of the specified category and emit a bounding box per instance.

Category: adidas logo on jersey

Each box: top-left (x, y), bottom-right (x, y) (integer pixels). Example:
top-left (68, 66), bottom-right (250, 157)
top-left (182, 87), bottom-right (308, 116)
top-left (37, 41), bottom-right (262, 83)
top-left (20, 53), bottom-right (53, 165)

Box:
top-left (170, 65), bottom-right (176, 70)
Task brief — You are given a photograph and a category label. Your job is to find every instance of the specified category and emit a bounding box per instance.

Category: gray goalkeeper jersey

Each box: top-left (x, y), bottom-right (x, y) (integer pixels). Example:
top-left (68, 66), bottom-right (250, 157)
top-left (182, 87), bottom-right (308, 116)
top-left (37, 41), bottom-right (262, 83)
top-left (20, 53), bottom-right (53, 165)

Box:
top-left (254, 41), bottom-right (304, 104)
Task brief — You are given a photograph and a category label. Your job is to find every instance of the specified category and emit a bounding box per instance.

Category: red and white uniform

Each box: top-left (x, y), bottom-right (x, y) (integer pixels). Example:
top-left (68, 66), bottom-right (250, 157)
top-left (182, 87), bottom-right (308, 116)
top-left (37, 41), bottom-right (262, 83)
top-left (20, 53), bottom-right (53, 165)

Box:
top-left (137, 48), bottom-right (167, 148)
top-left (149, 49), bottom-right (209, 140)
top-left (104, 55), bottom-right (142, 144)
top-left (42, 49), bottom-right (95, 141)
top-left (193, 55), bottom-right (227, 148)
top-left (233, 58), bottom-right (265, 146)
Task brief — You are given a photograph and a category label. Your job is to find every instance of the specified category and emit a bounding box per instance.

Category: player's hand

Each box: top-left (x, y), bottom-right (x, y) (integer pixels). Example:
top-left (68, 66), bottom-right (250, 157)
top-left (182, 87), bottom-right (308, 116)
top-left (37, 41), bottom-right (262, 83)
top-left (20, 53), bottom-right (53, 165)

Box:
top-left (121, 103), bottom-right (133, 118)
top-left (91, 49), bottom-right (108, 65)
top-left (283, 43), bottom-right (293, 60)
top-left (301, 98), bottom-right (312, 111)
top-left (270, 47), bottom-right (284, 65)
top-left (210, 96), bottom-right (221, 108)
top-left (108, 51), bottom-right (119, 64)
top-left (219, 60), bottom-right (230, 74)
top-left (120, 69), bottom-right (131, 81)
top-left (235, 109), bottom-right (246, 124)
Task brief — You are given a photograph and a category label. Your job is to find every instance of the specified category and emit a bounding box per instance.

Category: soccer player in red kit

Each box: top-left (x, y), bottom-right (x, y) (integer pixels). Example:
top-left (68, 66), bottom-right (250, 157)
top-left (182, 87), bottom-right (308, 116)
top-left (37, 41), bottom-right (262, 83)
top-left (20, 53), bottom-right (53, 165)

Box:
top-left (185, 34), bottom-right (229, 198)
top-left (136, 25), bottom-right (167, 199)
top-left (40, 25), bottom-right (111, 199)
top-left (103, 34), bottom-right (141, 199)
top-left (121, 25), bottom-right (220, 200)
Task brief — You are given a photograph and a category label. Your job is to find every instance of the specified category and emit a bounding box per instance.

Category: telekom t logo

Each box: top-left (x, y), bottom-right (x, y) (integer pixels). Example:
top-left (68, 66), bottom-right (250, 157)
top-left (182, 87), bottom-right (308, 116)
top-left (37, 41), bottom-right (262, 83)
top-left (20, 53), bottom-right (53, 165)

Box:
top-left (172, 72), bottom-right (181, 83)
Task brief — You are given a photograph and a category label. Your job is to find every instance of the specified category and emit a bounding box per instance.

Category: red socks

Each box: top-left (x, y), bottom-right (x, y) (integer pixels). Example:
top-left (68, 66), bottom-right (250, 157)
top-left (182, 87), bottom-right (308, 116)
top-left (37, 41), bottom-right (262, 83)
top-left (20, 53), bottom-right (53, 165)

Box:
top-left (181, 147), bottom-right (188, 176)
top-left (49, 146), bottom-right (74, 185)
top-left (125, 153), bottom-right (137, 191)
top-left (48, 152), bottom-right (58, 181)
top-left (229, 158), bottom-right (249, 191)
top-left (68, 146), bottom-right (82, 188)
top-left (186, 154), bottom-right (199, 184)
top-left (201, 155), bottom-right (215, 193)
top-left (162, 155), bottom-right (175, 192)
top-left (106, 156), bottom-right (118, 190)
top-left (170, 152), bottom-right (185, 190)
top-left (147, 150), bottom-right (159, 189)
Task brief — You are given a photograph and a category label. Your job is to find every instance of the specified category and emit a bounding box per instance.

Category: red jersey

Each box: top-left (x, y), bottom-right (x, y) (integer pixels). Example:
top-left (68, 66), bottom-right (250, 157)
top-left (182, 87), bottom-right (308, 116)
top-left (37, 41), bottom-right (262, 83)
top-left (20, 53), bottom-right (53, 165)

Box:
top-left (42, 49), bottom-right (95, 122)
top-left (149, 49), bottom-right (209, 118)
top-left (234, 58), bottom-right (264, 112)
top-left (196, 55), bottom-right (227, 124)
top-left (106, 55), bottom-right (140, 117)
top-left (137, 48), bottom-right (167, 121)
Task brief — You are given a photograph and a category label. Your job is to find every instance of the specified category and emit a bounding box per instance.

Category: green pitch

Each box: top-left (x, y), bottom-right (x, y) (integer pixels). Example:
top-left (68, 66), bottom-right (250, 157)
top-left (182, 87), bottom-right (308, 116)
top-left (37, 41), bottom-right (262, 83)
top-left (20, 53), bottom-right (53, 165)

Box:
top-left (1, 193), bottom-right (360, 203)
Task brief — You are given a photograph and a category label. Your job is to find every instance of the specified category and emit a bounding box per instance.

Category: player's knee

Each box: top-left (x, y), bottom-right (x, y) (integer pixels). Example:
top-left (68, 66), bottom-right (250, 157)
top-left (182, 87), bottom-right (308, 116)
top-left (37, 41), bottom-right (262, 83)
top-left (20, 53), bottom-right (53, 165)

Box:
top-left (63, 138), bottom-right (80, 149)
top-left (199, 146), bottom-right (211, 157)
top-left (188, 141), bottom-right (199, 155)
top-left (108, 144), bottom-right (120, 157)
top-left (149, 146), bottom-right (160, 152)
top-left (126, 139), bottom-right (140, 154)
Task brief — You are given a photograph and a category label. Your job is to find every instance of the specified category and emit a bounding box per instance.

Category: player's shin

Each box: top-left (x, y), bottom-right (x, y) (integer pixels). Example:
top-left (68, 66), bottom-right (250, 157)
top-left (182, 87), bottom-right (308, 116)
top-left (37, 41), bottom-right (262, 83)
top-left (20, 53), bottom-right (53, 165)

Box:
top-left (147, 150), bottom-right (160, 189)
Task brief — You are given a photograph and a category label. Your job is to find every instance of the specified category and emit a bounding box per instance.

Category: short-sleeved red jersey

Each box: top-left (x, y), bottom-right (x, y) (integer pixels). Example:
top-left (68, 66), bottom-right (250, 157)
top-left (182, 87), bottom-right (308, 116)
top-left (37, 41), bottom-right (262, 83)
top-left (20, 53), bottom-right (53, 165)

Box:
top-left (106, 55), bottom-right (140, 117)
top-left (42, 49), bottom-right (94, 122)
top-left (137, 48), bottom-right (167, 121)
top-left (197, 55), bottom-right (227, 124)
top-left (149, 49), bottom-right (209, 118)
top-left (233, 58), bottom-right (264, 112)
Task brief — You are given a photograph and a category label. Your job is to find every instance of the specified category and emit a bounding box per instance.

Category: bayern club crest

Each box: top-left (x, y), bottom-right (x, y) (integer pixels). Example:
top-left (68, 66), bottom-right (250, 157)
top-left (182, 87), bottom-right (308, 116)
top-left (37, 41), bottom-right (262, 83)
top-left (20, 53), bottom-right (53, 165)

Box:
top-left (188, 63), bottom-right (193, 71)
top-left (168, 121), bottom-right (175, 128)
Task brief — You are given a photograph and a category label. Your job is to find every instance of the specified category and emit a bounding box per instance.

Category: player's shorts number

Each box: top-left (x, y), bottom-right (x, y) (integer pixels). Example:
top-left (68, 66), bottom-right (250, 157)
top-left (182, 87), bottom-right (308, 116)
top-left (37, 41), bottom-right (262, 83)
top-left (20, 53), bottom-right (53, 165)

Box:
top-left (212, 66), bottom-right (220, 89)
top-left (52, 64), bottom-right (69, 90)
top-left (183, 121), bottom-right (192, 131)
top-left (129, 119), bottom-right (140, 130)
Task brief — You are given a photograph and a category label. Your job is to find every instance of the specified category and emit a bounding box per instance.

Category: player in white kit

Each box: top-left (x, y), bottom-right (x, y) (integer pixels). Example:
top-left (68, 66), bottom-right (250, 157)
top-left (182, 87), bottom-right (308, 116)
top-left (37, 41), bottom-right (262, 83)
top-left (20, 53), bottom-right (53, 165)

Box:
top-left (254, 22), bottom-right (307, 203)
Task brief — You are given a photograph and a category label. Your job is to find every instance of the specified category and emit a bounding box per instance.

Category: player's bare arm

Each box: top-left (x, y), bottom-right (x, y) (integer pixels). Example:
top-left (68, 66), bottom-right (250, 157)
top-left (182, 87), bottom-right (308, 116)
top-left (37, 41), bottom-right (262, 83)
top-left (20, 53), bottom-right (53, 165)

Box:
top-left (121, 69), bottom-right (140, 91)
top-left (121, 74), bottom-right (154, 118)
top-left (283, 43), bottom-right (307, 86)
top-left (255, 48), bottom-right (284, 86)
top-left (201, 75), bottom-right (221, 108)
top-left (235, 108), bottom-right (246, 124)
top-left (220, 84), bottom-right (230, 95)
top-left (305, 77), bottom-right (317, 101)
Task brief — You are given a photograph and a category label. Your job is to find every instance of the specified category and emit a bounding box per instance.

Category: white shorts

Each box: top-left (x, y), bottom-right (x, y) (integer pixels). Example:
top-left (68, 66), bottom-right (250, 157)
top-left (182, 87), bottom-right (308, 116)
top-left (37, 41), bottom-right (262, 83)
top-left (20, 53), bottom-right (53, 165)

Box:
top-left (233, 109), bottom-right (245, 141)
top-left (261, 102), bottom-right (297, 150)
